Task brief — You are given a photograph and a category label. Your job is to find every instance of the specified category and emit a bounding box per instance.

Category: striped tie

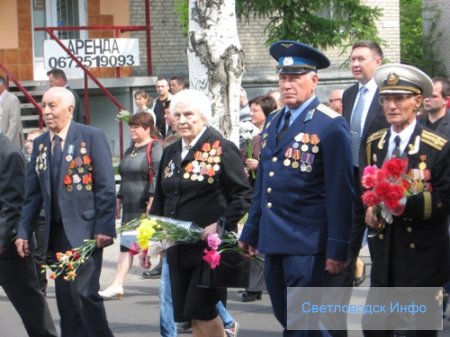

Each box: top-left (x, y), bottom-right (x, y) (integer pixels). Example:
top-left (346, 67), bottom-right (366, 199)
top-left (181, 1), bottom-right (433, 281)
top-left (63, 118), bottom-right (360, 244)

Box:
top-left (350, 86), bottom-right (368, 166)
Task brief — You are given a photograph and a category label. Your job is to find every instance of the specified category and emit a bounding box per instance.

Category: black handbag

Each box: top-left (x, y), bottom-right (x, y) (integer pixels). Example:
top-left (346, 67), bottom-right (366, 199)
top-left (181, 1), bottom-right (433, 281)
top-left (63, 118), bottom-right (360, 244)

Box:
top-left (197, 250), bottom-right (251, 288)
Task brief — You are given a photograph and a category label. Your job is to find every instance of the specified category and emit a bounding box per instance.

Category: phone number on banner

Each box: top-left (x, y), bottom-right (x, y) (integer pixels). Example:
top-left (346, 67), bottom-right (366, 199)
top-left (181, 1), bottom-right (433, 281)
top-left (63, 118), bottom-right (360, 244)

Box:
top-left (47, 55), bottom-right (136, 69)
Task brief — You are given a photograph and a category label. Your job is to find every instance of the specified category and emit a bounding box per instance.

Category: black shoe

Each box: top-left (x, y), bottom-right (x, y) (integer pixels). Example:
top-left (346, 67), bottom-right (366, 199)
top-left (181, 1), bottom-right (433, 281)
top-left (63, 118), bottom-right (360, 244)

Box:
top-left (142, 262), bottom-right (162, 279)
top-left (177, 321), bottom-right (191, 333)
top-left (241, 291), bottom-right (262, 302)
top-left (353, 264), bottom-right (366, 286)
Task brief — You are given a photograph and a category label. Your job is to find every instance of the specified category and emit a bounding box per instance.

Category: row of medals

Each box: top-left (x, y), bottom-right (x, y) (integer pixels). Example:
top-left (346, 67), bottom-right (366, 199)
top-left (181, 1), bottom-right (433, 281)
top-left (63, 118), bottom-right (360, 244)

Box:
top-left (283, 133), bottom-right (320, 172)
top-left (183, 149), bottom-right (222, 184)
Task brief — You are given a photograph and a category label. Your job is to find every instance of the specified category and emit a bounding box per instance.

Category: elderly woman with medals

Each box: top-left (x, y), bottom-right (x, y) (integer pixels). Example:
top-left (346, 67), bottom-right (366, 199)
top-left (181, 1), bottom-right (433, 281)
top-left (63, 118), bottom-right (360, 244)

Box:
top-left (149, 89), bottom-right (252, 337)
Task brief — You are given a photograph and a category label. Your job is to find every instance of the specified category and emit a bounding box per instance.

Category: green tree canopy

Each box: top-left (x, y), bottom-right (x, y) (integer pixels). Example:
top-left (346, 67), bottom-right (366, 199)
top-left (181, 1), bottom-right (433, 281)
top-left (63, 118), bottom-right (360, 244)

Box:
top-left (236, 0), bottom-right (382, 49)
top-left (400, 0), bottom-right (447, 76)
top-left (175, 0), bottom-right (382, 50)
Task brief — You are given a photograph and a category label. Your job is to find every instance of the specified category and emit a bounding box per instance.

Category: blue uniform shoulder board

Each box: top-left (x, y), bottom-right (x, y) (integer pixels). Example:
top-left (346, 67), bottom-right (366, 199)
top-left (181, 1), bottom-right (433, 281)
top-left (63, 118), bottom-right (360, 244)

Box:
top-left (421, 130), bottom-right (447, 150)
top-left (316, 103), bottom-right (340, 119)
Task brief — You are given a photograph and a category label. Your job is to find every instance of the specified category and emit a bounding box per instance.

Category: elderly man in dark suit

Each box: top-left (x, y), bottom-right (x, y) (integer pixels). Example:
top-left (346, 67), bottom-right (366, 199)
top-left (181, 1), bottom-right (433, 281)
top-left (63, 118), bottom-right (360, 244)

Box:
top-left (363, 64), bottom-right (450, 337)
top-left (239, 40), bottom-right (354, 337)
top-left (16, 87), bottom-right (116, 337)
top-left (0, 132), bottom-right (57, 337)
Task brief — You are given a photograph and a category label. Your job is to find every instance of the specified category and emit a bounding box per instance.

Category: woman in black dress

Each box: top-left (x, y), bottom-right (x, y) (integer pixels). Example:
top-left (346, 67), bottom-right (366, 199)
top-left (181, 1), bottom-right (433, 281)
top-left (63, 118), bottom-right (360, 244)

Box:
top-left (150, 89), bottom-right (252, 337)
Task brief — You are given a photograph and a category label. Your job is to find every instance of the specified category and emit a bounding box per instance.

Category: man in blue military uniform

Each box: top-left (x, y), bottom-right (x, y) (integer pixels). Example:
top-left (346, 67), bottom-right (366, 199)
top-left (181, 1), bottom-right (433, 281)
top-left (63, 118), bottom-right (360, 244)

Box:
top-left (239, 41), bottom-right (355, 337)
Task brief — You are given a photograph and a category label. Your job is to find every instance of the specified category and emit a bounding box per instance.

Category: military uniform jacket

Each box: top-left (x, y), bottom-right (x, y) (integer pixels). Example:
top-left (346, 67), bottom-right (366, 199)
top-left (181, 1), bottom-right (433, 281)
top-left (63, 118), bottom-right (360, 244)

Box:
top-left (364, 124), bottom-right (450, 286)
top-left (151, 127), bottom-right (252, 230)
top-left (17, 122), bottom-right (117, 250)
top-left (240, 98), bottom-right (355, 261)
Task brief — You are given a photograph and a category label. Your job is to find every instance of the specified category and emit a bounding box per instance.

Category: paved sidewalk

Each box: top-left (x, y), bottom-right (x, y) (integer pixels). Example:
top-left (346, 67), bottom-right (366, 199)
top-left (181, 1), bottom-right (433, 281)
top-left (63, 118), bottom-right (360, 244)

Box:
top-left (1, 241), bottom-right (449, 336)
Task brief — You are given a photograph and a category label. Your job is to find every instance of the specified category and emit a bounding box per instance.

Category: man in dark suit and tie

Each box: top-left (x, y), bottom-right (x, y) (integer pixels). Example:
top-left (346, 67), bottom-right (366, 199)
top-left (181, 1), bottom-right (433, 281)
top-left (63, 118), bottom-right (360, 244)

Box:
top-left (16, 87), bottom-right (116, 337)
top-left (334, 41), bottom-right (389, 283)
top-left (0, 132), bottom-right (57, 337)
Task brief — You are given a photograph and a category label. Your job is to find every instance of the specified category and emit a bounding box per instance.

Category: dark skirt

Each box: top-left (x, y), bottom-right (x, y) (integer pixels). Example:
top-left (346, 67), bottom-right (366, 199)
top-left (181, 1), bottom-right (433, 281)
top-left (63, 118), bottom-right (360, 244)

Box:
top-left (166, 241), bottom-right (227, 321)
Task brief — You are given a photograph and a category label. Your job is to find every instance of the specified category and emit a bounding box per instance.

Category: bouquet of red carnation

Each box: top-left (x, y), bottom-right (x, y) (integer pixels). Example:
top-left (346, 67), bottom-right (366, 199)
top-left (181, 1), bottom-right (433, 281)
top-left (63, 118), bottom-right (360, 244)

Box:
top-left (361, 157), bottom-right (413, 224)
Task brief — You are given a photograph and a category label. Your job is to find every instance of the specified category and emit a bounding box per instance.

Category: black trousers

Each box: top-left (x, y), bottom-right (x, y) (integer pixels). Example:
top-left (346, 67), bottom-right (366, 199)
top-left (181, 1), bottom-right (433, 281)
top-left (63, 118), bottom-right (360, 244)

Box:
top-left (0, 241), bottom-right (57, 337)
top-left (50, 223), bottom-right (114, 337)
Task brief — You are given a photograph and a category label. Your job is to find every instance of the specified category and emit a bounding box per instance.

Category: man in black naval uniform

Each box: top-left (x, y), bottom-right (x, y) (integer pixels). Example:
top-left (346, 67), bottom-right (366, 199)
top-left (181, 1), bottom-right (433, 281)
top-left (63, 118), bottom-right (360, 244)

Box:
top-left (363, 64), bottom-right (450, 337)
top-left (239, 40), bottom-right (355, 337)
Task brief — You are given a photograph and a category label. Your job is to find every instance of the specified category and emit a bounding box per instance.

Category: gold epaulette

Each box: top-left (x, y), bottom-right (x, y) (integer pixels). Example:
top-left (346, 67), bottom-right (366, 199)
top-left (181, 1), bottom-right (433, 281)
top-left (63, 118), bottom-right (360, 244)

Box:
top-left (421, 130), bottom-right (447, 150)
top-left (316, 103), bottom-right (340, 119)
top-left (366, 129), bottom-right (388, 144)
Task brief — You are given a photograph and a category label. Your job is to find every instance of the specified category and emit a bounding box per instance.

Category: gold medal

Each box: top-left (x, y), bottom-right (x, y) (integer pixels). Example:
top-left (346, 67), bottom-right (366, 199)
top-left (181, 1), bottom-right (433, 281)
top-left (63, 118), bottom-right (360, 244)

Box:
top-left (191, 174), bottom-right (198, 181)
top-left (292, 161), bottom-right (299, 169)
top-left (301, 144), bottom-right (308, 152)
top-left (86, 184), bottom-right (92, 191)
top-left (67, 185), bottom-right (73, 192)
top-left (312, 145), bottom-right (319, 153)
top-left (418, 162), bottom-right (426, 170)
top-left (208, 177), bottom-right (214, 184)
top-left (210, 149), bottom-right (216, 156)
top-left (284, 159), bottom-right (291, 166)
top-left (198, 175), bottom-right (204, 182)
top-left (213, 157), bottom-right (221, 163)
top-left (183, 172), bottom-right (190, 179)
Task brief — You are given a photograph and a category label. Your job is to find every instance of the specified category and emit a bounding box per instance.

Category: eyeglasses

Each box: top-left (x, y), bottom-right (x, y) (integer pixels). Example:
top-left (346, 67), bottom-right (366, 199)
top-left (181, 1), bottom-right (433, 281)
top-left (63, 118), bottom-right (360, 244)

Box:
top-left (328, 98), bottom-right (342, 103)
top-left (378, 94), bottom-right (416, 105)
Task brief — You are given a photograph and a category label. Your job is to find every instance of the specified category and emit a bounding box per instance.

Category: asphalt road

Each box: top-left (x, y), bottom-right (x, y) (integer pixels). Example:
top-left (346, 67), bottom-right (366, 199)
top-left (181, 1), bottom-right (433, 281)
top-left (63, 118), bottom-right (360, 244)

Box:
top-left (1, 242), bottom-right (449, 337)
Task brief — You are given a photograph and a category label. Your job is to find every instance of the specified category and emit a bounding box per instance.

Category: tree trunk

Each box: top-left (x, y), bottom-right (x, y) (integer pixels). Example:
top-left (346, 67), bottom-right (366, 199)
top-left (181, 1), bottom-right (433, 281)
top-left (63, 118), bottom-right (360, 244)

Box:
top-left (187, 0), bottom-right (244, 145)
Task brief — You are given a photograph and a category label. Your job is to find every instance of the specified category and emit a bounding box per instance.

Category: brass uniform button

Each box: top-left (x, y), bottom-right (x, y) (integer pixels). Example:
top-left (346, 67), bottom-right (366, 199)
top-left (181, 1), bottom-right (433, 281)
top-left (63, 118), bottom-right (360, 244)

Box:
top-left (267, 187), bottom-right (272, 193)
top-left (409, 243), bottom-right (416, 249)
top-left (272, 157), bottom-right (277, 162)
top-left (269, 171), bottom-right (274, 177)
top-left (378, 234), bottom-right (384, 240)
top-left (406, 227), bottom-right (412, 233)
top-left (267, 202), bottom-right (272, 208)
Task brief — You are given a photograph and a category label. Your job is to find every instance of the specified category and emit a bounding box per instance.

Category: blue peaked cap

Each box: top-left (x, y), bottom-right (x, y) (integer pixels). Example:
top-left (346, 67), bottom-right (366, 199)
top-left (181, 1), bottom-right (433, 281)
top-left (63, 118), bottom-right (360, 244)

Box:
top-left (270, 40), bottom-right (330, 74)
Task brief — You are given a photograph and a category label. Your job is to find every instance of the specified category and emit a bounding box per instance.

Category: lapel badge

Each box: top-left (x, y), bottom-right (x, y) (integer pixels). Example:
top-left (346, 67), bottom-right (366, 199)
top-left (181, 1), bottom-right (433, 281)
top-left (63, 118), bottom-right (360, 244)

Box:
top-left (407, 136), bottom-right (421, 155)
top-left (305, 109), bottom-right (315, 122)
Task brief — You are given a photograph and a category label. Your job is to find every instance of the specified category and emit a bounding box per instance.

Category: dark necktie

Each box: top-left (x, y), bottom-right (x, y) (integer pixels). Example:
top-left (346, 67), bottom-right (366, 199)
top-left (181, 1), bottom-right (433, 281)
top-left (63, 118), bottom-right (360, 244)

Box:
top-left (276, 110), bottom-right (291, 145)
top-left (51, 135), bottom-right (63, 221)
top-left (391, 135), bottom-right (402, 158)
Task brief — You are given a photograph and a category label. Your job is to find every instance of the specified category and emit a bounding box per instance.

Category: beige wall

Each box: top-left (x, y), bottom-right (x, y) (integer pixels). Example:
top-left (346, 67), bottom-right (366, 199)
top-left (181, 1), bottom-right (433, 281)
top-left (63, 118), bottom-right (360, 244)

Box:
top-left (100, 0), bottom-right (130, 26)
top-left (0, 0), bottom-right (18, 49)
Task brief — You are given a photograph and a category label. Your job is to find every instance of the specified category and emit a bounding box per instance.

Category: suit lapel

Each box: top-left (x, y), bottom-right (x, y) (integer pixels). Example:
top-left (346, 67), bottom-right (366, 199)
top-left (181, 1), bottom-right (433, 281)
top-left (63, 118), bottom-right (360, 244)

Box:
top-left (58, 123), bottom-right (78, 188)
top-left (42, 134), bottom-right (52, 198)
top-left (343, 84), bottom-right (358, 124)
top-left (362, 89), bottom-right (382, 139)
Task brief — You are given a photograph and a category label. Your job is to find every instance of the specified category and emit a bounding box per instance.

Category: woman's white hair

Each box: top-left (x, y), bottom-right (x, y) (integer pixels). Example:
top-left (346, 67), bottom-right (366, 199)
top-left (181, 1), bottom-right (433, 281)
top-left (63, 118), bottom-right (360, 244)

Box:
top-left (169, 89), bottom-right (212, 122)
